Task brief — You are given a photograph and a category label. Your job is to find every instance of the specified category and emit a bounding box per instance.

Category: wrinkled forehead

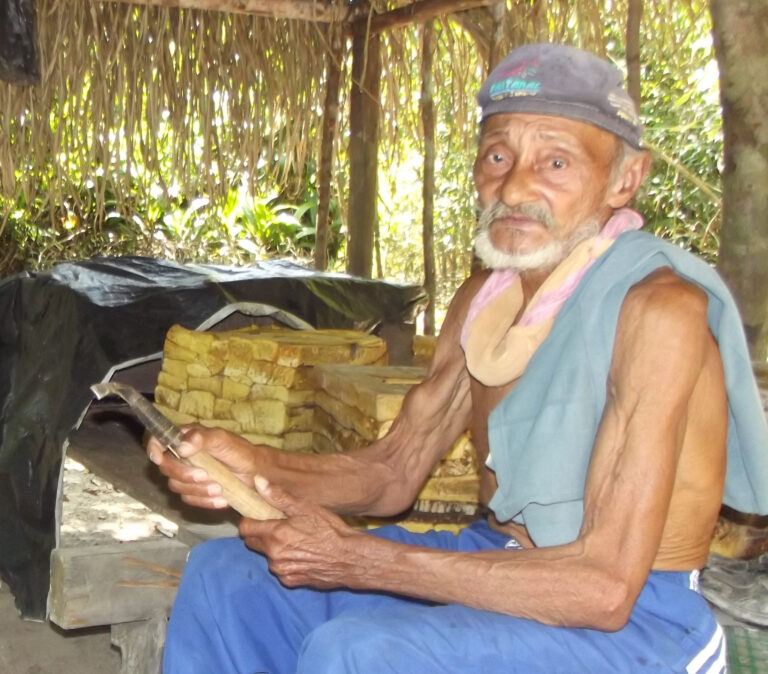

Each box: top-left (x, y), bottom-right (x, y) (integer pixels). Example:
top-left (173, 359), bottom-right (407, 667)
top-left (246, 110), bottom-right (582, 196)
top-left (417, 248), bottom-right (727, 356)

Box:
top-left (478, 112), bottom-right (621, 156)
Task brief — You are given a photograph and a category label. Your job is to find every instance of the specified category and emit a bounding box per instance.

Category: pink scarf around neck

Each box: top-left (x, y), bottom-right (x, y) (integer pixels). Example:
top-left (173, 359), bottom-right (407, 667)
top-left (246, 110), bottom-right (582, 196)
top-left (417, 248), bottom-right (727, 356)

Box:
top-left (461, 208), bottom-right (643, 386)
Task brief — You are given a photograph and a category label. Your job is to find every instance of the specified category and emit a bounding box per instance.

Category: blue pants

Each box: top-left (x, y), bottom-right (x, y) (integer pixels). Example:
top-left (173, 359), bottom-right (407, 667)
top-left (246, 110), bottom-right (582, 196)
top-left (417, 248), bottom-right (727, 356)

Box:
top-left (163, 521), bottom-right (725, 673)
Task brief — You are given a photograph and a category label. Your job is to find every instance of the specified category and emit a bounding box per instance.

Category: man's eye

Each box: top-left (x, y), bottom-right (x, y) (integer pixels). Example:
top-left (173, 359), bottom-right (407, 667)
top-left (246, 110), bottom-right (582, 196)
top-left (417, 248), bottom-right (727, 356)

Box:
top-left (489, 152), bottom-right (505, 163)
top-left (551, 158), bottom-right (566, 169)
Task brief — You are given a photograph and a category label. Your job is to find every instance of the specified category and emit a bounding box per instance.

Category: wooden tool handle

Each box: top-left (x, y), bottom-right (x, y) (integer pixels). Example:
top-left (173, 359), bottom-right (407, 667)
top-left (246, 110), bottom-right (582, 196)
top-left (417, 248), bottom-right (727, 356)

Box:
top-left (184, 452), bottom-right (285, 520)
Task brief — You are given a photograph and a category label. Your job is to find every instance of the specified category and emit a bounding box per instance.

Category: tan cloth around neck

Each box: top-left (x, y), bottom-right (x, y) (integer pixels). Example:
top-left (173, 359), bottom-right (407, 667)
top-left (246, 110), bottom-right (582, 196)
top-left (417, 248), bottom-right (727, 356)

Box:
top-left (463, 209), bottom-right (643, 387)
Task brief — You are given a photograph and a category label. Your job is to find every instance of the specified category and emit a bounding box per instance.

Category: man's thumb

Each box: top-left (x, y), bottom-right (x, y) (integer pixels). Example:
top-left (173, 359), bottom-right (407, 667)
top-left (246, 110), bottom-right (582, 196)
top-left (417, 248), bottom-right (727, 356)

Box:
top-left (254, 475), bottom-right (295, 514)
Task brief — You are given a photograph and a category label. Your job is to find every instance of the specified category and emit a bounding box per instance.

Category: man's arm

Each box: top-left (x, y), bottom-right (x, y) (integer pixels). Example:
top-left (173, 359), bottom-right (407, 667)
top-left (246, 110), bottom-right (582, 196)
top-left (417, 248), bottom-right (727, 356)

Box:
top-left (147, 274), bottom-right (480, 517)
top-left (247, 270), bottom-right (724, 630)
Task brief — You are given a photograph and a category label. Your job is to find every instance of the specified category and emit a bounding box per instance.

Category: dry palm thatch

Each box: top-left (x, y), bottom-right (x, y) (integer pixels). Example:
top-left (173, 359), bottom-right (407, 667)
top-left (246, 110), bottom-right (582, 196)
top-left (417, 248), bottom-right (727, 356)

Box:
top-left (1, 0), bottom-right (339, 229)
top-left (0, 0), bottom-right (686, 275)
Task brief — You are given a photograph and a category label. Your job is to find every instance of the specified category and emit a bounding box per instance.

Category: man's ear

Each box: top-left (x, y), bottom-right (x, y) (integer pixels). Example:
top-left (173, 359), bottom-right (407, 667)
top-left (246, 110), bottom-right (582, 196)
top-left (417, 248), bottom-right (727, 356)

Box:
top-left (606, 150), bottom-right (652, 209)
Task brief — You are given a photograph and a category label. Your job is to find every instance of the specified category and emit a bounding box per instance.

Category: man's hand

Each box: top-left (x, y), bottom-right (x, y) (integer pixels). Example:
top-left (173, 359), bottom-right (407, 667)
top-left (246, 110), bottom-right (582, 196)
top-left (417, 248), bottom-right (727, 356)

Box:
top-left (240, 477), bottom-right (370, 590)
top-left (146, 425), bottom-right (261, 509)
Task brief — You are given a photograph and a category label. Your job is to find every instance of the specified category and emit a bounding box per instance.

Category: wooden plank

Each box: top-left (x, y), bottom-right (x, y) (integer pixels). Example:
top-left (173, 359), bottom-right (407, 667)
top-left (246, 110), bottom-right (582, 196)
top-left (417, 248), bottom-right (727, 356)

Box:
top-left (351, 0), bottom-right (499, 35)
top-left (95, 0), bottom-right (349, 22)
top-left (49, 540), bottom-right (189, 629)
top-left (312, 364), bottom-right (425, 421)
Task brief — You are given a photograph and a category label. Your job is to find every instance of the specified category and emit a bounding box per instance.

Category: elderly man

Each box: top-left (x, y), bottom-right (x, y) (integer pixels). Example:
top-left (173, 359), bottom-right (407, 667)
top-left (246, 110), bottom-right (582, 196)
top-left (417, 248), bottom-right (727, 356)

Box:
top-left (149, 44), bottom-right (768, 673)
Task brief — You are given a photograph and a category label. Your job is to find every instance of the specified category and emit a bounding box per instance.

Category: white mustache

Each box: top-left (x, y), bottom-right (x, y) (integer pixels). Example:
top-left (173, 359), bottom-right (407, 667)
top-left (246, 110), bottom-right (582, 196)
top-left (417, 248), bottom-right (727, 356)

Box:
top-left (477, 202), bottom-right (554, 232)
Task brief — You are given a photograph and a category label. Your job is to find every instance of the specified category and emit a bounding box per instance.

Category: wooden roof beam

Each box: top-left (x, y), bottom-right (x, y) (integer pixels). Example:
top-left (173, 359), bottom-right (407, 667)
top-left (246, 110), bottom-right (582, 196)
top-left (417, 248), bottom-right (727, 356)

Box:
top-left (349, 0), bottom-right (500, 34)
top-left (97, 0), bottom-right (500, 29)
top-left (94, 0), bottom-right (350, 23)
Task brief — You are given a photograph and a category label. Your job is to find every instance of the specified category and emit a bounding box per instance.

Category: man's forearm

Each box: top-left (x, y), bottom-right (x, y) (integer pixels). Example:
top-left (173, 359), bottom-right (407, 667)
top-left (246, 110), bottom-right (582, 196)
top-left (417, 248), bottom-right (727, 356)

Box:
top-left (258, 369), bottom-right (473, 516)
top-left (340, 533), bottom-right (631, 631)
top-left (256, 439), bottom-right (401, 515)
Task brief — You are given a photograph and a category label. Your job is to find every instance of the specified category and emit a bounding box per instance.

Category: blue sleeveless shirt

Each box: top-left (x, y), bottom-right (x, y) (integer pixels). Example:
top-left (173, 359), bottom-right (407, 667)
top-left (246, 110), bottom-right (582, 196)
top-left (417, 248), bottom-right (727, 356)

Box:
top-left (486, 230), bottom-right (768, 547)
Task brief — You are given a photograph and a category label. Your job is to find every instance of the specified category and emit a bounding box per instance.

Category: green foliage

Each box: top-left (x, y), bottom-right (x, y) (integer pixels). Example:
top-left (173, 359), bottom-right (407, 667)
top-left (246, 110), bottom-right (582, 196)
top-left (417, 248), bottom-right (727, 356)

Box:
top-left (1, 0), bottom-right (725, 332)
top-left (0, 153), bottom-right (347, 274)
top-left (606, 2), bottom-right (722, 261)
top-left (274, 159), bottom-right (346, 265)
top-left (232, 193), bottom-right (307, 256)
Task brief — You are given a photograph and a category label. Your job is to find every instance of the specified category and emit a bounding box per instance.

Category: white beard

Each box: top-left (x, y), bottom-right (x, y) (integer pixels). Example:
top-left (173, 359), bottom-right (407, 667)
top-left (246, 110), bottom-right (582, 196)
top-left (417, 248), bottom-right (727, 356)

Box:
top-left (474, 228), bottom-right (568, 271)
top-left (473, 204), bottom-right (602, 272)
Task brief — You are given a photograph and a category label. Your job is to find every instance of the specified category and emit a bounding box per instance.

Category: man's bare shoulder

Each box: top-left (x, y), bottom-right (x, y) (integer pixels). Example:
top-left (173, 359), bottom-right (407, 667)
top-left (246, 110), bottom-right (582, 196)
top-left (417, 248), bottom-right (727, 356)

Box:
top-left (422, 271), bottom-right (492, 379)
top-left (620, 266), bottom-right (709, 332)
top-left (609, 265), bottom-right (716, 407)
top-left (435, 270), bottom-right (493, 339)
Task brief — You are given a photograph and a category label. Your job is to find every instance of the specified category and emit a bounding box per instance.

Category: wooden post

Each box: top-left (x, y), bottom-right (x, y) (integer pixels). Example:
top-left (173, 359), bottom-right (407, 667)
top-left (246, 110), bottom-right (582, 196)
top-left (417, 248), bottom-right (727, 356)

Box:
top-left (626, 0), bottom-right (643, 109)
top-left (421, 22), bottom-right (437, 336)
top-left (347, 12), bottom-right (381, 278)
top-left (314, 25), bottom-right (344, 271)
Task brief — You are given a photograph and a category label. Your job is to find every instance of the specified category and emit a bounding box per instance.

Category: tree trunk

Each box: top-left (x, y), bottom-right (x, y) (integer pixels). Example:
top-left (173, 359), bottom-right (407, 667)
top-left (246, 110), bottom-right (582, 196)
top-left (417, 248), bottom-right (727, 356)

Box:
top-left (625, 0), bottom-right (643, 109)
top-left (421, 21), bottom-right (437, 335)
top-left (710, 0), bottom-right (768, 361)
top-left (347, 17), bottom-right (381, 278)
top-left (314, 25), bottom-right (343, 271)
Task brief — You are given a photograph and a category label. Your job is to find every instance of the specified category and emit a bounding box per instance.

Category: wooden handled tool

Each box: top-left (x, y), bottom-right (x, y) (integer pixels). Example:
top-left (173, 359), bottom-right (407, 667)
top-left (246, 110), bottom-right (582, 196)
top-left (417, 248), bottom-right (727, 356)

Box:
top-left (90, 382), bottom-right (284, 520)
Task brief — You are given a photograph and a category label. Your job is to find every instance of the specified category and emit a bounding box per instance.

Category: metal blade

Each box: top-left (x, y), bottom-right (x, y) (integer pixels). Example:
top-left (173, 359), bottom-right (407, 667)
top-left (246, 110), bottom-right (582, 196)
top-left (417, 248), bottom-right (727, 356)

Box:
top-left (90, 382), bottom-right (183, 457)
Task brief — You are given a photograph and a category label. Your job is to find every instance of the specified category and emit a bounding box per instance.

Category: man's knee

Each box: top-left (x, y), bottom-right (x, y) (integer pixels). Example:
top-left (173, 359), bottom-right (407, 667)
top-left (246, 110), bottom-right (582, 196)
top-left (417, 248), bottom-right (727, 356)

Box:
top-left (297, 614), bottom-right (423, 674)
top-left (298, 616), bottom-right (372, 673)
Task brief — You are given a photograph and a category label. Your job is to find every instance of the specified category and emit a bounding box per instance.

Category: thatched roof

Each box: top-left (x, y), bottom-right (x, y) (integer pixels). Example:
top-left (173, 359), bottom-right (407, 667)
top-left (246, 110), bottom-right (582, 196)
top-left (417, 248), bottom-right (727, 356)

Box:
top-left (1, 0), bottom-right (709, 278)
top-left (3, 0), bottom-right (338, 213)
top-left (0, 0), bottom-right (617, 222)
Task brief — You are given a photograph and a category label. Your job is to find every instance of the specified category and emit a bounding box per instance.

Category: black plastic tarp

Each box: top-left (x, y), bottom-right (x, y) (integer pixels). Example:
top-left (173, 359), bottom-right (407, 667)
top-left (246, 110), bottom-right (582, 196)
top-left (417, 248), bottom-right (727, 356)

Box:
top-left (0, 256), bottom-right (426, 618)
top-left (0, 0), bottom-right (40, 86)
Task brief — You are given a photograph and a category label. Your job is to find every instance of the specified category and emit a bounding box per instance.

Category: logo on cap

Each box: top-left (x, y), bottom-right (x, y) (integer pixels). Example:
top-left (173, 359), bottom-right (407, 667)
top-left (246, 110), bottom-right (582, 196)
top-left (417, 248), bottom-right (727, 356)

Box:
top-left (489, 62), bottom-right (542, 100)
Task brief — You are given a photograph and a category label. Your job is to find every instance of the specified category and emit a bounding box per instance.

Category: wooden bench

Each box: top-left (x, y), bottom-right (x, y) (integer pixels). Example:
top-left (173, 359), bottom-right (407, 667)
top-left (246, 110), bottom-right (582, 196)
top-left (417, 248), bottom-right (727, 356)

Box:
top-left (51, 414), bottom-right (238, 673)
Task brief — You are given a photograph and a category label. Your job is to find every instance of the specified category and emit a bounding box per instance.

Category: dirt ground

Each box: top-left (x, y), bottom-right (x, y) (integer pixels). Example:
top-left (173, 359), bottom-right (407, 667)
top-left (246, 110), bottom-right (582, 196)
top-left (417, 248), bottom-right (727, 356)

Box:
top-left (0, 581), bottom-right (120, 674)
top-left (0, 457), bottom-right (179, 674)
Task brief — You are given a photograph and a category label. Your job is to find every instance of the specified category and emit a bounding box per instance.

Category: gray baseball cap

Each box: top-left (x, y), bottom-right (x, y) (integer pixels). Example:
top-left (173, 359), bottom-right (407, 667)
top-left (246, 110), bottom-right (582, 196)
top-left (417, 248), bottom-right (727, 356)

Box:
top-left (478, 43), bottom-right (643, 148)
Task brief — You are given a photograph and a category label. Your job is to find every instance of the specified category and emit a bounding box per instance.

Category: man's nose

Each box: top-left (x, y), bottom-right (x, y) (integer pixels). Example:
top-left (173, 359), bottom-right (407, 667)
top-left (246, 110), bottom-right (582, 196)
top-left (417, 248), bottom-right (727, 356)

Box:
top-left (499, 163), bottom-right (539, 207)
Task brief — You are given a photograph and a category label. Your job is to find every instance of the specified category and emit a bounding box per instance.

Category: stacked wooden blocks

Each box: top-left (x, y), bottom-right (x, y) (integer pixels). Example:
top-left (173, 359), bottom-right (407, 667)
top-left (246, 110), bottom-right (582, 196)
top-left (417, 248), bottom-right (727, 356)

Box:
top-left (311, 364), bottom-right (480, 531)
top-left (154, 324), bottom-right (386, 451)
top-left (411, 334), bottom-right (437, 368)
top-left (154, 324), bottom-right (480, 531)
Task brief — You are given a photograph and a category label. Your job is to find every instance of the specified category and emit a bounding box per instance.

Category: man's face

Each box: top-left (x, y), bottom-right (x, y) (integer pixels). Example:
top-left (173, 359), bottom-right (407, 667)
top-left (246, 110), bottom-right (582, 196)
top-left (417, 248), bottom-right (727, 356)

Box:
top-left (473, 113), bottom-right (622, 270)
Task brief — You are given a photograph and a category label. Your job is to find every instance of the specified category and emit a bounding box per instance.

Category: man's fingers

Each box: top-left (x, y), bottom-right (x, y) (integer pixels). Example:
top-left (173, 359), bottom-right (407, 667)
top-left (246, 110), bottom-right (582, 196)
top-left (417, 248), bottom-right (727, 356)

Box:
top-left (181, 494), bottom-right (229, 509)
top-left (156, 454), bottom-right (207, 482)
top-left (167, 477), bottom-right (222, 498)
top-left (238, 517), bottom-right (273, 539)
top-left (148, 447), bottom-right (164, 465)
top-left (254, 475), bottom-right (298, 516)
top-left (146, 436), bottom-right (167, 465)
